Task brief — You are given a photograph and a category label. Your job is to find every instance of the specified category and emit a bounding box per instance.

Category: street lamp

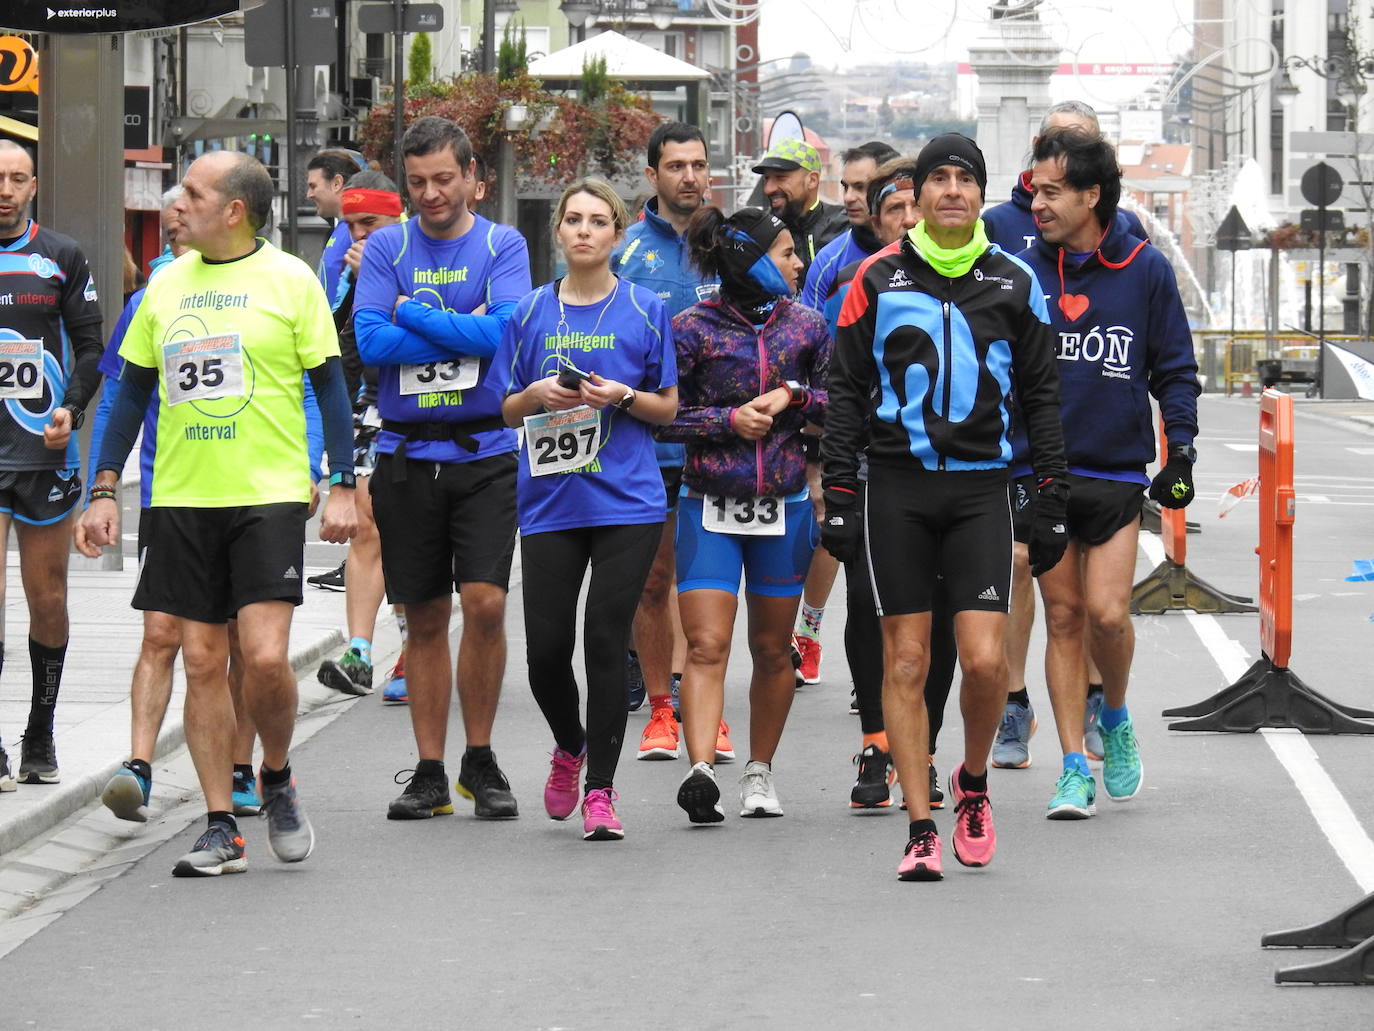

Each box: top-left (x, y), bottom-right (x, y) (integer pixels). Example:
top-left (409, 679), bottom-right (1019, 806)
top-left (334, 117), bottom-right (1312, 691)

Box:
top-left (559, 1), bottom-right (678, 33)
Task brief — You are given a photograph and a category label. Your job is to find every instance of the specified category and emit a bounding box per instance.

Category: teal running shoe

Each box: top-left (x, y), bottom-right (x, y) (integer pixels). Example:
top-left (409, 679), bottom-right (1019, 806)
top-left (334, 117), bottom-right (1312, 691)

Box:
top-left (1100, 717), bottom-right (1144, 801)
top-left (1046, 767), bottom-right (1097, 820)
top-left (232, 769), bottom-right (260, 816)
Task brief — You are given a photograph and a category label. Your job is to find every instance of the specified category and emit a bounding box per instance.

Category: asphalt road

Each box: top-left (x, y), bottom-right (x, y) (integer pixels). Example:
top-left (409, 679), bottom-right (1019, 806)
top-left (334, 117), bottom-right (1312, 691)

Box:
top-left (3, 394), bottom-right (1373, 1029)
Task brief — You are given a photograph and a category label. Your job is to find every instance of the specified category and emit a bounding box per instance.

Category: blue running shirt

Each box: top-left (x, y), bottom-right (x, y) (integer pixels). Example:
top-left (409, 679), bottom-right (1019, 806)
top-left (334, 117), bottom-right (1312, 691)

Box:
top-left (353, 214), bottom-right (531, 464)
top-left (491, 278), bottom-right (676, 534)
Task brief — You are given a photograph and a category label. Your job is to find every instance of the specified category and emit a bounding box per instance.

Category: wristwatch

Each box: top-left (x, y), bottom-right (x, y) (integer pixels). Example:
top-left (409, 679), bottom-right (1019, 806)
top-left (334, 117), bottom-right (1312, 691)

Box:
top-left (329, 471), bottom-right (357, 488)
top-left (617, 388), bottom-right (637, 411)
top-left (784, 380), bottom-right (808, 408)
top-left (1170, 443), bottom-right (1198, 463)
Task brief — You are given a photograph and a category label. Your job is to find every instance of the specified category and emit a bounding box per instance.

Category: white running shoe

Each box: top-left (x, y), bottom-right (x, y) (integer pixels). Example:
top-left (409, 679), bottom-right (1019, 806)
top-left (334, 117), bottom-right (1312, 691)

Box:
top-left (739, 760), bottom-right (783, 817)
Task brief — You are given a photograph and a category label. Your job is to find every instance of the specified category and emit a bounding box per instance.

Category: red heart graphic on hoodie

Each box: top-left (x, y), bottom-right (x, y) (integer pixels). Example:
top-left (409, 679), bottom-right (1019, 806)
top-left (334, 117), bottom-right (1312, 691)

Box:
top-left (1058, 293), bottom-right (1089, 321)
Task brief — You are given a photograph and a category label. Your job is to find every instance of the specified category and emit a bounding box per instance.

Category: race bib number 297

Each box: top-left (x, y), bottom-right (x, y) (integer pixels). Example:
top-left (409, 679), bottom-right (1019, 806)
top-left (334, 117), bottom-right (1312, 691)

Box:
top-left (523, 405), bottom-right (601, 477)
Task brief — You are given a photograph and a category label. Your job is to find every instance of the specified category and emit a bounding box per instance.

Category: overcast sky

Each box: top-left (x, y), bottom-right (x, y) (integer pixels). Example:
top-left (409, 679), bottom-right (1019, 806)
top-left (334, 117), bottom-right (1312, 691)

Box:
top-left (757, 0), bottom-right (1199, 70)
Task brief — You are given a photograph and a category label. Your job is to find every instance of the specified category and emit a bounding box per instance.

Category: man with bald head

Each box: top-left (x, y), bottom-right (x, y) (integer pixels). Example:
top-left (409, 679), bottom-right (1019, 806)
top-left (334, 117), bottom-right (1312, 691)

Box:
top-left (78, 151), bottom-right (358, 877)
top-left (0, 139), bottom-right (104, 792)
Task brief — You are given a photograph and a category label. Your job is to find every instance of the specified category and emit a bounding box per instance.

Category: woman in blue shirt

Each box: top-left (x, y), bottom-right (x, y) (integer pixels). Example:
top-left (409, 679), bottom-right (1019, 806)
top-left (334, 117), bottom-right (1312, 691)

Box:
top-left (495, 179), bottom-right (679, 841)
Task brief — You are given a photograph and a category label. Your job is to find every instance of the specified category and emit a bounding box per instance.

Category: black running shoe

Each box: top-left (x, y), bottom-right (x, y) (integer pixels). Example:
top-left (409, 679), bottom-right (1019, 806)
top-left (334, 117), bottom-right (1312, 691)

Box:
top-left (850, 744), bottom-right (894, 809)
top-left (306, 561), bottom-right (346, 592)
top-left (929, 758), bottom-right (945, 810)
top-left (676, 761), bottom-right (725, 824)
top-left (456, 753), bottom-right (518, 818)
top-left (317, 647), bottom-right (374, 696)
top-left (387, 767), bottom-right (455, 820)
top-left (19, 733), bottom-right (59, 784)
top-left (0, 746), bottom-right (15, 792)
top-left (626, 651), bottom-right (646, 712)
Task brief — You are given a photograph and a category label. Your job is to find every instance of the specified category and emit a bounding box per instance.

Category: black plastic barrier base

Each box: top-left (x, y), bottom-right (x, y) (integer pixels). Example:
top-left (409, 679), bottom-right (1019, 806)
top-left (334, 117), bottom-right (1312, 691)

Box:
top-left (1165, 655), bottom-right (1374, 734)
top-left (1264, 892), bottom-right (1374, 949)
top-left (1130, 560), bottom-right (1256, 615)
top-left (1273, 937), bottom-right (1374, 986)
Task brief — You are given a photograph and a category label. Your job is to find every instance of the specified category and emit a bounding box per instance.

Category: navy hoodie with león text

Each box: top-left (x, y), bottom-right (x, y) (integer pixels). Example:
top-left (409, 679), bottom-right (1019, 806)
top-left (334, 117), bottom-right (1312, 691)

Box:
top-left (1013, 220), bottom-right (1199, 483)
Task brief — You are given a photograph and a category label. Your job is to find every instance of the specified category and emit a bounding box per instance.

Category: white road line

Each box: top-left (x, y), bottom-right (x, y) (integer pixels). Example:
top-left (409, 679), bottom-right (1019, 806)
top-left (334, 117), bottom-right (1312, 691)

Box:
top-left (1225, 443), bottom-right (1260, 452)
top-left (1140, 532), bottom-right (1374, 892)
top-left (1347, 447), bottom-right (1374, 455)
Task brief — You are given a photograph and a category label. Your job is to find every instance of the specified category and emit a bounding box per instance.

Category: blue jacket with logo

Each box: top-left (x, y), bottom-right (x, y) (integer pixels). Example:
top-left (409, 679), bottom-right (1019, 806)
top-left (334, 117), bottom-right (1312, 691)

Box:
top-left (1014, 221), bottom-right (1199, 480)
top-left (822, 228), bottom-right (1066, 491)
top-left (984, 170), bottom-right (1147, 254)
top-left (799, 227), bottom-right (872, 312)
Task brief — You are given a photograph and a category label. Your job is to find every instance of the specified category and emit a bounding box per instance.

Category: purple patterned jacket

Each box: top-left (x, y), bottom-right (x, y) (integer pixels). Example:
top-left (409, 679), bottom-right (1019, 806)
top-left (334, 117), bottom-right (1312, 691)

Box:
top-left (659, 295), bottom-right (830, 498)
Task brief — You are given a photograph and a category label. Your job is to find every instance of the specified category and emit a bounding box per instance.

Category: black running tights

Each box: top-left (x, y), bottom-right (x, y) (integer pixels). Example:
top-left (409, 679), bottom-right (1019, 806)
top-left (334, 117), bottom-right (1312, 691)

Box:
top-left (521, 522), bottom-right (661, 792)
top-left (844, 488), bottom-right (957, 747)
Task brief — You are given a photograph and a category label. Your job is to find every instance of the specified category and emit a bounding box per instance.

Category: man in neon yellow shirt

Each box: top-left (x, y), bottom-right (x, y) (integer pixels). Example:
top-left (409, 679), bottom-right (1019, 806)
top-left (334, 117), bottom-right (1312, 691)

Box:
top-left (77, 151), bottom-right (357, 878)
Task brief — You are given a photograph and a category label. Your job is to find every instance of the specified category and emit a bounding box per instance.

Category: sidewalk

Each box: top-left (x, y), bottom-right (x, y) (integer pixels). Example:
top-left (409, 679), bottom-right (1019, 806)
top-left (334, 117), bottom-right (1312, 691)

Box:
top-left (0, 562), bottom-right (357, 857)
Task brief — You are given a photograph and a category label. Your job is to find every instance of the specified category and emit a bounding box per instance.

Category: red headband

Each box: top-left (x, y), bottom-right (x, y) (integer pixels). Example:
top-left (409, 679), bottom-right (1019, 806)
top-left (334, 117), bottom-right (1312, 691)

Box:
top-left (341, 188), bottom-right (402, 216)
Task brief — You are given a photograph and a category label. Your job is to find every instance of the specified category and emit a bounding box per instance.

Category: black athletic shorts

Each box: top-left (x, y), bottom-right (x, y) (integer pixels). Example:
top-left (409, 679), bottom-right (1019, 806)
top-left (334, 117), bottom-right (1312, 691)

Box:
top-left (660, 464), bottom-right (682, 513)
top-left (133, 503), bottom-right (308, 623)
top-left (1065, 473), bottom-right (1144, 547)
top-left (370, 451), bottom-right (517, 603)
top-left (0, 467), bottom-right (81, 526)
top-left (864, 464), bottom-right (1012, 616)
top-left (1010, 473), bottom-right (1036, 545)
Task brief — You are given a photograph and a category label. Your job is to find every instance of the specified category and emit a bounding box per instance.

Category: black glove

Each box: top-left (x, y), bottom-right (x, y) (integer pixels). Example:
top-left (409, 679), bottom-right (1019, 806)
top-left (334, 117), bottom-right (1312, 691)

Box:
top-left (820, 486), bottom-right (861, 564)
top-left (1029, 478), bottom-right (1070, 577)
top-left (1149, 443), bottom-right (1196, 509)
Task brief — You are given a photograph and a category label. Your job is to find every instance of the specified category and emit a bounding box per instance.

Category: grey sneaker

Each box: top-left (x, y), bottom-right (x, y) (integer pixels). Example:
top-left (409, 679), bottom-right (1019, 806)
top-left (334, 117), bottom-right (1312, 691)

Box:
top-left (739, 760), bottom-right (783, 817)
top-left (173, 822), bottom-right (247, 877)
top-left (19, 733), bottom-right (59, 784)
top-left (991, 700), bottom-right (1036, 769)
top-left (1084, 692), bottom-right (1105, 760)
top-left (259, 770), bottom-right (315, 863)
top-left (102, 762), bottom-right (151, 823)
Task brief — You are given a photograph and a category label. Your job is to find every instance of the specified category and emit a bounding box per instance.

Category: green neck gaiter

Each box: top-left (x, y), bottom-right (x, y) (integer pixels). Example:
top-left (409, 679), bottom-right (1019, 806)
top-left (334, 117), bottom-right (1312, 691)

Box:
top-left (910, 219), bottom-right (988, 278)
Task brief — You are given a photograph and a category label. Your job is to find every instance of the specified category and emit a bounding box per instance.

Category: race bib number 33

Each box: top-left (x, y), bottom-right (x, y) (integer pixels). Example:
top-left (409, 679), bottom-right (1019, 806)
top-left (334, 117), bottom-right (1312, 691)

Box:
top-left (399, 357), bottom-right (480, 395)
top-left (702, 494), bottom-right (784, 536)
top-left (0, 338), bottom-right (44, 399)
top-left (161, 333), bottom-right (245, 406)
top-left (523, 405), bottom-right (601, 477)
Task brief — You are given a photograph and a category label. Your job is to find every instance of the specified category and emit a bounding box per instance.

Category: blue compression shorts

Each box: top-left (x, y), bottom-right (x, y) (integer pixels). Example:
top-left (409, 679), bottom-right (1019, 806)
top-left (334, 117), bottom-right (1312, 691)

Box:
top-left (675, 489), bottom-right (817, 597)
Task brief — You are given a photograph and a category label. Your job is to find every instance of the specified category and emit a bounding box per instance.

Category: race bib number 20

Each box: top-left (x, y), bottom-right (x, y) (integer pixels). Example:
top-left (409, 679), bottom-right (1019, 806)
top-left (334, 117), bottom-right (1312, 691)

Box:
top-left (0, 338), bottom-right (44, 399)
top-left (161, 333), bottom-right (245, 406)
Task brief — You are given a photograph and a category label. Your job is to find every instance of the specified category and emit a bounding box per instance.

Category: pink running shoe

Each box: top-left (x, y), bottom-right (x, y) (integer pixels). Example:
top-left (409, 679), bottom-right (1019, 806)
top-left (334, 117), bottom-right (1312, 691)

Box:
top-left (581, 788), bottom-right (624, 841)
top-left (544, 746), bottom-right (585, 821)
top-left (948, 763), bottom-right (996, 868)
top-left (897, 829), bottom-right (943, 881)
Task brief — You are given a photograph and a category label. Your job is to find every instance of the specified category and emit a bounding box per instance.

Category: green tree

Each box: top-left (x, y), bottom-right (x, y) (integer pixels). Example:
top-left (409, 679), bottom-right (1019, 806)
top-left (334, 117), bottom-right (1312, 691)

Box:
top-left (410, 33), bottom-right (433, 85)
top-left (580, 54), bottom-right (609, 105)
top-left (498, 19), bottom-right (529, 82)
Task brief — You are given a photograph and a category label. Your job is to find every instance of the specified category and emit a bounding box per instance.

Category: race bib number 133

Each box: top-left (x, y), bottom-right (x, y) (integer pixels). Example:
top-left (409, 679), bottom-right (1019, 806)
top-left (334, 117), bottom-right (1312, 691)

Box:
top-left (702, 494), bottom-right (784, 536)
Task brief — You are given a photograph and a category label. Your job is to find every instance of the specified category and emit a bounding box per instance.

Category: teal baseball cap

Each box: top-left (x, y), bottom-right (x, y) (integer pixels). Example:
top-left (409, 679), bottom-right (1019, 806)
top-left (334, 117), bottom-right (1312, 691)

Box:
top-left (752, 137), bottom-right (822, 174)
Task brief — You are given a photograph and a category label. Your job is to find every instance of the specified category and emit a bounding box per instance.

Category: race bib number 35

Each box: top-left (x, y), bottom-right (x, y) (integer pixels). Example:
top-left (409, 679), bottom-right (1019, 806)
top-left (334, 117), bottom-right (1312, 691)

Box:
top-left (399, 357), bottom-right (480, 395)
top-left (523, 405), bottom-right (601, 477)
top-left (161, 333), bottom-right (245, 406)
top-left (702, 494), bottom-right (784, 536)
top-left (0, 338), bottom-right (44, 399)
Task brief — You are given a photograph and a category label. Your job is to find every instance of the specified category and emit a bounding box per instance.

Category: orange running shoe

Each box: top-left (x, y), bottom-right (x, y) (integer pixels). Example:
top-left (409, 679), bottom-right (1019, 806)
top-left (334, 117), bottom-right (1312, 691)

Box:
top-left (715, 718), bottom-right (735, 763)
top-left (638, 704), bottom-right (681, 760)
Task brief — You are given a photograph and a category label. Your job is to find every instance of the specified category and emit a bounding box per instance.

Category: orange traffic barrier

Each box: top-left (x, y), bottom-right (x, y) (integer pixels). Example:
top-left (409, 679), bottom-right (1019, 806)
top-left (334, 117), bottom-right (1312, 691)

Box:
top-left (1166, 389), bottom-right (1374, 733)
top-left (1130, 418), bottom-right (1254, 615)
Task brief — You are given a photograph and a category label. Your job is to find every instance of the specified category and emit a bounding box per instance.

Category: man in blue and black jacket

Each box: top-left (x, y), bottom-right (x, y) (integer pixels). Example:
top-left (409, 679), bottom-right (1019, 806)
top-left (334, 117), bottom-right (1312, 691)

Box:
top-left (821, 133), bottom-right (1068, 883)
top-left (1017, 127), bottom-right (1199, 823)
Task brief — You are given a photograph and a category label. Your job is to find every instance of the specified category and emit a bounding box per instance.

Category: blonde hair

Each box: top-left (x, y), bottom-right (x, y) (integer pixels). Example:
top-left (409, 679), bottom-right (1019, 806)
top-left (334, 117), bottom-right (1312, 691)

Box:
top-left (553, 178), bottom-right (630, 237)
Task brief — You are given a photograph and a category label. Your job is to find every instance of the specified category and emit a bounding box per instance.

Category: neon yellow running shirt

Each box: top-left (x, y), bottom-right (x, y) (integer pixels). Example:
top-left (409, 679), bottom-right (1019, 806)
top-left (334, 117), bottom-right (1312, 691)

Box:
top-left (119, 241), bottom-right (339, 507)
